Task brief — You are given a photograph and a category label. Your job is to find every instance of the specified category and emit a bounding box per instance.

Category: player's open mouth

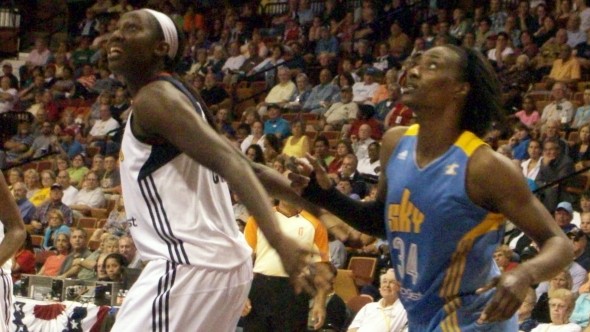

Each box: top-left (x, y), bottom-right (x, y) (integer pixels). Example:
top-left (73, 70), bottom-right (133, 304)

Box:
top-left (401, 84), bottom-right (417, 94)
top-left (108, 47), bottom-right (123, 59)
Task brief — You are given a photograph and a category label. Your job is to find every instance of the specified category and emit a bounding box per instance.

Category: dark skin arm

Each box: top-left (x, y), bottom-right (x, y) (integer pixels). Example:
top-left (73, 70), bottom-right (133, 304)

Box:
top-left (0, 174), bottom-right (26, 267)
top-left (468, 146), bottom-right (573, 323)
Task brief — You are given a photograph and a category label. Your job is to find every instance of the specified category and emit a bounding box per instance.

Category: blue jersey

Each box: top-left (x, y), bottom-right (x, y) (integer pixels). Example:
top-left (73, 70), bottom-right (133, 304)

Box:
top-left (385, 125), bottom-right (517, 331)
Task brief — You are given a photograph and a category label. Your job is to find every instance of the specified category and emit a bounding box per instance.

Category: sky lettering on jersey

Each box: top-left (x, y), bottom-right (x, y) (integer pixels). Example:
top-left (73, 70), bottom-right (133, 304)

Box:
top-left (388, 189), bottom-right (424, 233)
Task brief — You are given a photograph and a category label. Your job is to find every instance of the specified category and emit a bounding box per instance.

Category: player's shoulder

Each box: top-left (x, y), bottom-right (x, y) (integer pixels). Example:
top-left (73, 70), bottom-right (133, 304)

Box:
top-left (380, 125), bottom-right (411, 165)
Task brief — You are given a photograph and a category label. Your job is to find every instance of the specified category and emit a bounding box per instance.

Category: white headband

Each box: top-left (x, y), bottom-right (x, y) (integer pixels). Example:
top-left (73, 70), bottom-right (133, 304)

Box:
top-left (143, 9), bottom-right (178, 59)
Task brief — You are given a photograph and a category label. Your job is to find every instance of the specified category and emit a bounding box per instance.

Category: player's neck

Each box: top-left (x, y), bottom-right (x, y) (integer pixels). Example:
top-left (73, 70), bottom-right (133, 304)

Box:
top-left (415, 117), bottom-right (462, 167)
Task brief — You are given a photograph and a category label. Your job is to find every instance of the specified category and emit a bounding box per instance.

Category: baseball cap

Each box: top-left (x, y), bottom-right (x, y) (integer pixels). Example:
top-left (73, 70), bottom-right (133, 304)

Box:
top-left (556, 201), bottom-right (573, 215)
top-left (567, 227), bottom-right (586, 241)
top-left (50, 183), bottom-right (63, 190)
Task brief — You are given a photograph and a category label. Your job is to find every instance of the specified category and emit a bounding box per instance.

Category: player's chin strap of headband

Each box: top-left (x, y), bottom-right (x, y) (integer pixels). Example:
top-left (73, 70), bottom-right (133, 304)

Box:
top-left (143, 9), bottom-right (178, 59)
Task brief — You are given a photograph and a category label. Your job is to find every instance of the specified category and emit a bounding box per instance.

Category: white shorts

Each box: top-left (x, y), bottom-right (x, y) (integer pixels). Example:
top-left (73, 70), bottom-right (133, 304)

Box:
top-left (111, 260), bottom-right (252, 332)
top-left (0, 270), bottom-right (12, 332)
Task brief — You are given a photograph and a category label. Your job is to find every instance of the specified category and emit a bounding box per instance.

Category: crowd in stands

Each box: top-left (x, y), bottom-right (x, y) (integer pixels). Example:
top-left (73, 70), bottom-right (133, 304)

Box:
top-left (9, 0), bottom-right (590, 330)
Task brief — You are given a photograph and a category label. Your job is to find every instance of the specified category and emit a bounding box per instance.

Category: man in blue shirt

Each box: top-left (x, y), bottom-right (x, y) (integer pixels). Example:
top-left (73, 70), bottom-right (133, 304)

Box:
top-left (264, 104), bottom-right (291, 139)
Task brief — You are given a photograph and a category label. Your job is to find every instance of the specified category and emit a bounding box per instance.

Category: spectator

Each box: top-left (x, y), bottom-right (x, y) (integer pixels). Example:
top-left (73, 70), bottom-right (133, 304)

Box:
top-left (12, 234), bottom-right (35, 282)
top-left (540, 82), bottom-right (575, 126)
top-left (70, 171), bottom-right (106, 216)
top-left (1, 63), bottom-right (18, 89)
top-left (514, 95), bottom-right (541, 128)
top-left (347, 269), bottom-right (408, 332)
top-left (12, 121), bottom-right (56, 164)
top-left (320, 86), bottom-right (358, 131)
top-left (200, 72), bottom-right (231, 113)
top-left (0, 76), bottom-right (17, 113)
top-left (547, 44), bottom-right (581, 86)
top-left (29, 183), bottom-right (73, 234)
top-left (12, 182), bottom-right (35, 225)
top-left (282, 120), bottom-right (310, 158)
top-left (312, 136), bottom-right (334, 168)
top-left (348, 104), bottom-right (383, 141)
top-left (22, 38), bottom-right (51, 77)
top-left (58, 228), bottom-right (92, 279)
top-left (566, 14), bottom-right (586, 48)
top-left (494, 244), bottom-right (519, 272)
top-left (536, 137), bottom-right (575, 211)
top-left (568, 227), bottom-right (590, 270)
top-left (357, 141), bottom-right (381, 176)
top-left (285, 73), bottom-right (312, 112)
top-left (569, 124), bottom-right (590, 171)
top-left (42, 209), bottom-right (70, 251)
top-left (119, 236), bottom-right (143, 269)
top-left (315, 26), bottom-right (338, 58)
top-left (88, 105), bottom-right (120, 155)
top-left (263, 104), bottom-right (291, 139)
top-left (351, 124), bottom-right (375, 161)
top-left (573, 89), bottom-right (590, 129)
top-left (257, 66), bottom-right (295, 115)
top-left (100, 155), bottom-right (121, 197)
top-left (522, 139), bottom-right (544, 182)
top-left (489, 0), bottom-right (509, 33)
top-left (339, 154), bottom-right (367, 198)
top-left (304, 69), bottom-right (339, 114)
top-left (56, 170), bottom-right (78, 206)
top-left (67, 153), bottom-right (89, 187)
top-left (531, 289), bottom-right (580, 331)
top-left (328, 140), bottom-right (354, 174)
top-left (352, 68), bottom-right (379, 104)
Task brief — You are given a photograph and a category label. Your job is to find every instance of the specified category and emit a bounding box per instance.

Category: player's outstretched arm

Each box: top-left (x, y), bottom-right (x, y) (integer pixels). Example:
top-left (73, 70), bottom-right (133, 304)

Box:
top-left (467, 146), bottom-right (573, 323)
top-left (0, 173), bottom-right (26, 266)
top-left (132, 83), bottom-right (314, 292)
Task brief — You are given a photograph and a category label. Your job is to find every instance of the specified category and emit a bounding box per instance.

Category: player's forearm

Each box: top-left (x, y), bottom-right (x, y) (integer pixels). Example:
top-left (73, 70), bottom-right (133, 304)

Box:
top-left (518, 235), bottom-right (573, 285)
top-left (223, 158), bottom-right (285, 248)
top-left (0, 176), bottom-right (25, 266)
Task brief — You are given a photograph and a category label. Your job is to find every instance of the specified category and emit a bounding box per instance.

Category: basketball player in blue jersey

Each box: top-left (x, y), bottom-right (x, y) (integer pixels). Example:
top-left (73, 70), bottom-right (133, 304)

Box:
top-left (106, 9), bottom-right (315, 331)
top-left (287, 45), bottom-right (574, 330)
top-left (0, 173), bottom-right (26, 331)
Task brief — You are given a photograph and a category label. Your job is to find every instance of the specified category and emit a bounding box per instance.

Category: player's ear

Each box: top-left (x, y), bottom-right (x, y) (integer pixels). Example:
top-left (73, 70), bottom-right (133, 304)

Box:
top-left (455, 82), bottom-right (470, 98)
top-left (154, 40), bottom-right (169, 58)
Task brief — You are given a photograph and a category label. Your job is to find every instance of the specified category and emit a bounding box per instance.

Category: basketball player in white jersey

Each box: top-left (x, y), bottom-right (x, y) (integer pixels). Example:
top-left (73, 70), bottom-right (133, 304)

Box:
top-left (0, 173), bottom-right (26, 331)
top-left (107, 9), bottom-right (314, 331)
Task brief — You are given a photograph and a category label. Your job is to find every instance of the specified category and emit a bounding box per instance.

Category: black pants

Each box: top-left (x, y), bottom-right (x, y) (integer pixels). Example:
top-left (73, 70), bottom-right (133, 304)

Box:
top-left (242, 273), bottom-right (310, 332)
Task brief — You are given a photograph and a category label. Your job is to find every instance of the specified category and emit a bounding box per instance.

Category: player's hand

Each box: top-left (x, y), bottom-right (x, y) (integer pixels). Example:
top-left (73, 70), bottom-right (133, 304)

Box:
top-left (274, 236), bottom-right (315, 294)
top-left (288, 154), bottom-right (333, 192)
top-left (310, 300), bottom-right (326, 330)
top-left (476, 268), bottom-right (533, 323)
top-left (241, 298), bottom-right (252, 317)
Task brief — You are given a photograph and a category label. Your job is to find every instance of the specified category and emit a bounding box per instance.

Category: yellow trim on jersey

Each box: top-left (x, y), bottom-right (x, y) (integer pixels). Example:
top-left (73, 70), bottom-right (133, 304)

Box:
top-left (454, 131), bottom-right (487, 157)
top-left (438, 213), bottom-right (504, 322)
top-left (404, 124), bottom-right (420, 136)
top-left (440, 298), bottom-right (461, 332)
top-left (403, 125), bottom-right (488, 157)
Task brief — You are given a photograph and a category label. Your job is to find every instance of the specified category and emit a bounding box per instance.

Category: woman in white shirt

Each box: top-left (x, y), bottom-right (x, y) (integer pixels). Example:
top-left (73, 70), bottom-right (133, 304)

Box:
top-left (522, 139), bottom-right (543, 181)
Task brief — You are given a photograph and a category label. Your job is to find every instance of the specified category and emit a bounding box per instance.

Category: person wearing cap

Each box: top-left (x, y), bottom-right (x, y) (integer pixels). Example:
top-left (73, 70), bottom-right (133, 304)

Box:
top-left (320, 86), bottom-right (359, 131)
top-left (352, 68), bottom-right (380, 104)
top-left (29, 182), bottom-right (73, 235)
top-left (568, 227), bottom-right (590, 271)
top-left (555, 201), bottom-right (578, 233)
top-left (263, 104), bottom-right (292, 139)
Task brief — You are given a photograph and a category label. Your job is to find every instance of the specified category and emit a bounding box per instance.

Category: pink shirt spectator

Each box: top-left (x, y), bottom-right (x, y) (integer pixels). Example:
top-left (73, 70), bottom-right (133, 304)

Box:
top-left (515, 109), bottom-right (540, 128)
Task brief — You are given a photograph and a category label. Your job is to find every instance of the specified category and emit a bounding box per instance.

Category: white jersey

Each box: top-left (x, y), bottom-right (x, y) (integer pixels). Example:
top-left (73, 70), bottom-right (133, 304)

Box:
top-left (119, 78), bottom-right (251, 270)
